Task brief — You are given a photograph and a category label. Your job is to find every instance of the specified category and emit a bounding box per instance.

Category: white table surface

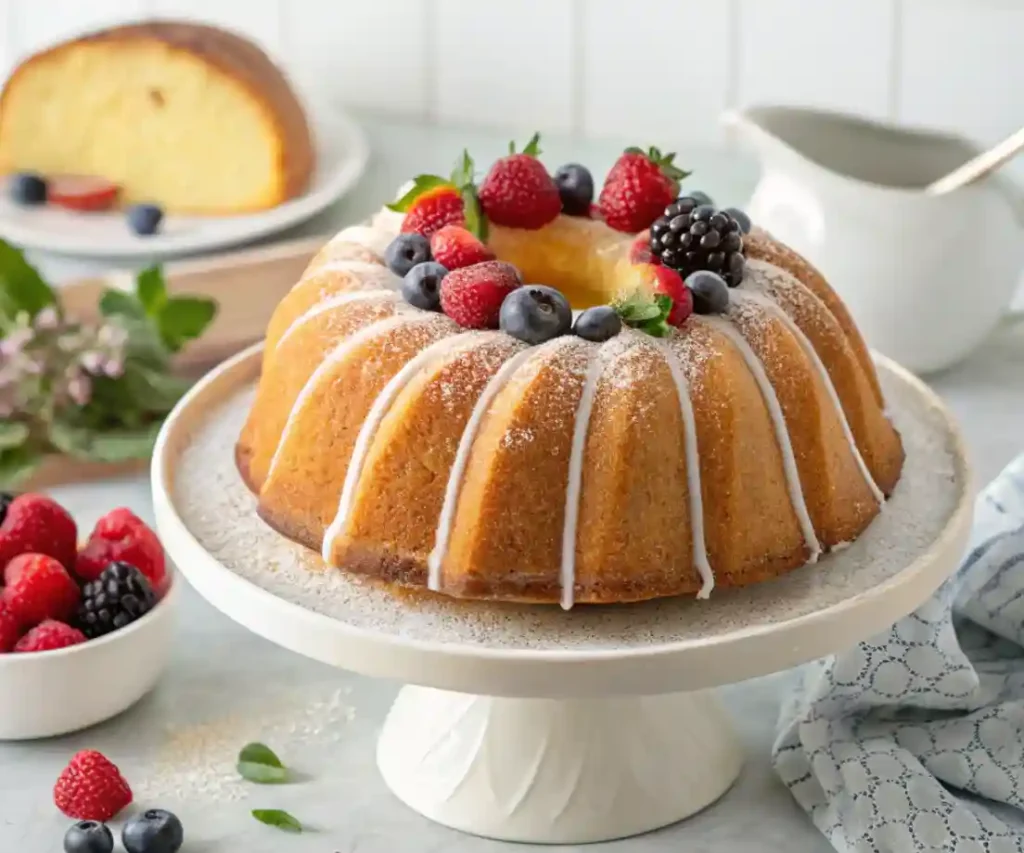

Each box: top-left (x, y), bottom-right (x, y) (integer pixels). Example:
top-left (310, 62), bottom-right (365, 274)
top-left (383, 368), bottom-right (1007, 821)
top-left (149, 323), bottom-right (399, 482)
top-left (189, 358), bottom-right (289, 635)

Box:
top-left (2, 113), bottom-right (1022, 852)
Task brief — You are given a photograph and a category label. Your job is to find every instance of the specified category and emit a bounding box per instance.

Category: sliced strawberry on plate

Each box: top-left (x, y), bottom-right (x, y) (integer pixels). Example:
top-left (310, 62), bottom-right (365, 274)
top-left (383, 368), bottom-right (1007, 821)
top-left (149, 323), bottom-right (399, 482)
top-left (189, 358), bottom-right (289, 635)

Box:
top-left (47, 176), bottom-right (120, 212)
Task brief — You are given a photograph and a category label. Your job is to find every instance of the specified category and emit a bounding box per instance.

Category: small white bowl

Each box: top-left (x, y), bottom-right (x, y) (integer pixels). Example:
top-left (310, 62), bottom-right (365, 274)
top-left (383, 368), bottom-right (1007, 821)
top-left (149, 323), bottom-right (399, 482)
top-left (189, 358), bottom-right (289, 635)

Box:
top-left (0, 578), bottom-right (177, 740)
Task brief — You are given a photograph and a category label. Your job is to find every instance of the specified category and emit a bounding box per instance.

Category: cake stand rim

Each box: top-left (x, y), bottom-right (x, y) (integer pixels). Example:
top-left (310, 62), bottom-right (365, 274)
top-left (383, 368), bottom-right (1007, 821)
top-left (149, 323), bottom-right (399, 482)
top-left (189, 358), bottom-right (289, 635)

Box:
top-left (151, 342), bottom-right (973, 695)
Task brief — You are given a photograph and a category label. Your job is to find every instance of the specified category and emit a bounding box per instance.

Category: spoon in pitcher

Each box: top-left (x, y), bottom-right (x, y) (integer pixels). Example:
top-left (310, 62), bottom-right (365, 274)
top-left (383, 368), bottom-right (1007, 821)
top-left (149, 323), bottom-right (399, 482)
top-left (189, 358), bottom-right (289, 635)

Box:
top-left (926, 125), bottom-right (1024, 196)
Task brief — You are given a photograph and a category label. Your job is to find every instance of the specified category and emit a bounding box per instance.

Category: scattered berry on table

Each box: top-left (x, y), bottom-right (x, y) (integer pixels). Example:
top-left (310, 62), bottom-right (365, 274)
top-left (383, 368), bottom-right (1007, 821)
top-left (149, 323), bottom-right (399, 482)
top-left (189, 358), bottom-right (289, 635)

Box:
top-left (397, 183), bottom-right (466, 238)
top-left (126, 204), bottom-right (164, 237)
top-left (0, 599), bottom-right (20, 653)
top-left (648, 199), bottom-right (745, 287)
top-left (478, 133), bottom-right (561, 230)
top-left (15, 619), bottom-right (87, 653)
top-left (573, 305), bottom-right (622, 342)
top-left (687, 270), bottom-right (731, 315)
top-left (47, 176), bottom-right (120, 212)
top-left (598, 145), bottom-right (688, 233)
top-left (440, 260), bottom-right (522, 329)
top-left (650, 266), bottom-right (694, 327)
top-left (9, 172), bottom-right (47, 205)
top-left (122, 809), bottom-right (184, 853)
top-left (53, 750), bottom-right (133, 822)
top-left (499, 286), bottom-right (573, 345)
top-left (0, 491), bottom-right (14, 525)
top-left (723, 206), bottom-right (751, 234)
top-left (77, 562), bottom-right (156, 640)
top-left (401, 262), bottom-right (447, 311)
top-left (430, 224), bottom-right (494, 270)
top-left (3, 553), bottom-right (81, 626)
top-left (0, 493), bottom-right (78, 574)
top-left (628, 230), bottom-right (653, 265)
top-left (63, 820), bottom-right (114, 853)
top-left (679, 190), bottom-right (713, 208)
top-left (553, 163), bottom-right (594, 217)
top-left (385, 233), bottom-right (432, 277)
top-left (76, 508), bottom-right (167, 592)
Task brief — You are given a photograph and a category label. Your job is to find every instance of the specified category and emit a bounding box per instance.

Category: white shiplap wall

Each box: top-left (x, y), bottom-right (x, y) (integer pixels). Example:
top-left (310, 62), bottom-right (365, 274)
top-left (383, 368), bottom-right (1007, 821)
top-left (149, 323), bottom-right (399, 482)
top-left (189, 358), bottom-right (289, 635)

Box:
top-left (1, 0), bottom-right (1022, 168)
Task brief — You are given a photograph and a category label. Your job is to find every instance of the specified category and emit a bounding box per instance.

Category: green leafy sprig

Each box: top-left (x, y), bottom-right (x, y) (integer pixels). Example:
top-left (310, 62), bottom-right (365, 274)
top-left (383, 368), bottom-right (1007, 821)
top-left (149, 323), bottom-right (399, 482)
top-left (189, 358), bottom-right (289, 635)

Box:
top-left (237, 742), bottom-right (290, 784)
top-left (613, 290), bottom-right (674, 338)
top-left (252, 809), bottom-right (303, 834)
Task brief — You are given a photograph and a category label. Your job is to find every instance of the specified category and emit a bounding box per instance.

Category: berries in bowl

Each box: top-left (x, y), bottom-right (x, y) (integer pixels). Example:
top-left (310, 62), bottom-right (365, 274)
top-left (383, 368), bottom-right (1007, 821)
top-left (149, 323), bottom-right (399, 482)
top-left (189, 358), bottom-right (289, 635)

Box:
top-left (0, 494), bottom-right (176, 741)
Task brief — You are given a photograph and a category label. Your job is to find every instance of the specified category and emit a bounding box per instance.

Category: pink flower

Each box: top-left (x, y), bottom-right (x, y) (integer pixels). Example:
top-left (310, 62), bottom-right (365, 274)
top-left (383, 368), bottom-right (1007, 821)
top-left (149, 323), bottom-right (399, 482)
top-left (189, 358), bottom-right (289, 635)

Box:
top-left (0, 327), bottom-right (32, 358)
top-left (33, 307), bottom-right (60, 331)
top-left (103, 356), bottom-right (125, 379)
top-left (80, 351), bottom-right (105, 374)
top-left (66, 373), bottom-right (92, 407)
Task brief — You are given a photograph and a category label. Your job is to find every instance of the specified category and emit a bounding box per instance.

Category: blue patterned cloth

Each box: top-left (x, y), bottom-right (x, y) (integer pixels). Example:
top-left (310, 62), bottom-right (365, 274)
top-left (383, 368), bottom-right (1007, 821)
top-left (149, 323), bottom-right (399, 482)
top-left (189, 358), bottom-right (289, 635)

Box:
top-left (774, 453), bottom-right (1024, 852)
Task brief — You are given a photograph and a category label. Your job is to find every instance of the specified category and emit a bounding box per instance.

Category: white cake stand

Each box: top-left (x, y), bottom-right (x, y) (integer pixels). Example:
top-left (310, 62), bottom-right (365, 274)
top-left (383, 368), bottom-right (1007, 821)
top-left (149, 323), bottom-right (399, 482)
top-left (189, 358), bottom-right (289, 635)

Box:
top-left (151, 344), bottom-right (972, 845)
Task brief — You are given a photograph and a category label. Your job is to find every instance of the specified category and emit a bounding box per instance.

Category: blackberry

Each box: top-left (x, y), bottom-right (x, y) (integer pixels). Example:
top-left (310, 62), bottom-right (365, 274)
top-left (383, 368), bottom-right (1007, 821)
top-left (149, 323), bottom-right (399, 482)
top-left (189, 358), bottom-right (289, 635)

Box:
top-left (0, 492), bottom-right (15, 526)
top-left (76, 562), bottom-right (156, 639)
top-left (649, 198), bottom-right (746, 287)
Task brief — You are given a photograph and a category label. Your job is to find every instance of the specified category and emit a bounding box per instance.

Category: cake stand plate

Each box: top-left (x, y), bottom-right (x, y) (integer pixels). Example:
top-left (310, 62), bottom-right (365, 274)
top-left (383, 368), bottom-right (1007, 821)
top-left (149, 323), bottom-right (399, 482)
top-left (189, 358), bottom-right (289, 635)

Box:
top-left (152, 344), bottom-right (972, 844)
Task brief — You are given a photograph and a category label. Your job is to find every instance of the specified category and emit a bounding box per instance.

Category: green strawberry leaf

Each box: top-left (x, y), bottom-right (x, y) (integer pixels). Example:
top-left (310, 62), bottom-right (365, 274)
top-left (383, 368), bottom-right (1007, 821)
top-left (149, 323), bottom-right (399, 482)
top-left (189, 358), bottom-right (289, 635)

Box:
top-left (157, 296), bottom-right (217, 353)
top-left (238, 742), bottom-right (289, 784)
top-left (0, 421), bottom-right (29, 452)
top-left (385, 175), bottom-right (453, 213)
top-left (0, 445), bottom-right (42, 489)
top-left (450, 150), bottom-right (475, 189)
top-left (461, 186), bottom-right (488, 242)
top-left (135, 266), bottom-right (168, 316)
top-left (47, 419), bottom-right (164, 463)
top-left (0, 238), bottom-right (57, 320)
top-left (252, 809), bottom-right (302, 833)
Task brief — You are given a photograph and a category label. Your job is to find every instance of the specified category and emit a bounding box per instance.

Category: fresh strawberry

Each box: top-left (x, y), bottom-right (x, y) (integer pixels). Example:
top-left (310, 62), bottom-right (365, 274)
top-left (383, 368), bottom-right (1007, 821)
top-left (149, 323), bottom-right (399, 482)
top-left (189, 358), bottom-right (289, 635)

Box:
top-left (0, 493), bottom-right (77, 573)
top-left (0, 600), bottom-right (20, 653)
top-left (3, 553), bottom-right (80, 627)
top-left (440, 261), bottom-right (522, 329)
top-left (390, 151), bottom-right (488, 240)
top-left (649, 266), bottom-right (694, 326)
top-left (430, 225), bottom-right (495, 270)
top-left (478, 134), bottom-right (561, 230)
top-left (54, 750), bottom-right (133, 821)
top-left (599, 146), bottom-right (689, 233)
top-left (47, 175), bottom-right (120, 212)
top-left (76, 508), bottom-right (167, 593)
top-left (14, 619), bottom-right (86, 653)
top-left (629, 230), bottom-right (653, 264)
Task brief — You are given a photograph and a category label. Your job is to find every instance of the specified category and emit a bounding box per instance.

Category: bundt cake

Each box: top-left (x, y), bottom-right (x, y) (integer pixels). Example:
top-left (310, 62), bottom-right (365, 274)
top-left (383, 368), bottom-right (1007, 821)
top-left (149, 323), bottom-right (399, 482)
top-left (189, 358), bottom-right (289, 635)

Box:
top-left (236, 136), bottom-right (904, 608)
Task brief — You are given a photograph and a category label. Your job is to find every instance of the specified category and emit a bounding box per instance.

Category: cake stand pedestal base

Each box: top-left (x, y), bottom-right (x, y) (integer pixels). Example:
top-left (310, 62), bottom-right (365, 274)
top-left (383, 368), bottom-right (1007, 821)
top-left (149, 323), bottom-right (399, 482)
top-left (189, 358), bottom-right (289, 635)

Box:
top-left (377, 686), bottom-right (743, 844)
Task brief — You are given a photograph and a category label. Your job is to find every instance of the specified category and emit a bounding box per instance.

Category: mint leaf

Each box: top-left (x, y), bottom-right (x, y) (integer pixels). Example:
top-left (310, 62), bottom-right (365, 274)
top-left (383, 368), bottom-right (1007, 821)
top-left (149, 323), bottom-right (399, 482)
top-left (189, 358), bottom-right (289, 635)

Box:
top-left (251, 810), bottom-right (302, 833)
top-left (121, 364), bottom-right (191, 412)
top-left (0, 445), bottom-right (42, 489)
top-left (238, 743), bottom-right (289, 784)
top-left (99, 289), bottom-right (147, 321)
top-left (0, 422), bottom-right (29, 451)
top-left (385, 175), bottom-right (452, 213)
top-left (47, 419), bottom-right (163, 463)
top-left (0, 239), bottom-right (56, 320)
top-left (522, 132), bottom-right (542, 157)
top-left (614, 288), bottom-right (674, 337)
top-left (135, 266), bottom-right (167, 316)
top-left (158, 296), bottom-right (217, 353)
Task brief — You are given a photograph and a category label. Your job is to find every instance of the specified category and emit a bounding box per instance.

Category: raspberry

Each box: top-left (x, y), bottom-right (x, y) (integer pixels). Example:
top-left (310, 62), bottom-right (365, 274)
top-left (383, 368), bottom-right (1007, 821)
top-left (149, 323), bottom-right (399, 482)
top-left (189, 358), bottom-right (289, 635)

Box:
top-left (76, 508), bottom-right (167, 593)
top-left (440, 261), bottom-right (522, 330)
top-left (598, 146), bottom-right (689, 233)
top-left (15, 619), bottom-right (86, 652)
top-left (3, 553), bottom-right (80, 627)
top-left (396, 183), bottom-right (466, 238)
top-left (0, 493), bottom-right (77, 573)
top-left (430, 225), bottom-right (494, 270)
top-left (478, 134), bottom-right (561, 230)
top-left (54, 750), bottom-right (133, 822)
top-left (0, 600), bottom-right (20, 652)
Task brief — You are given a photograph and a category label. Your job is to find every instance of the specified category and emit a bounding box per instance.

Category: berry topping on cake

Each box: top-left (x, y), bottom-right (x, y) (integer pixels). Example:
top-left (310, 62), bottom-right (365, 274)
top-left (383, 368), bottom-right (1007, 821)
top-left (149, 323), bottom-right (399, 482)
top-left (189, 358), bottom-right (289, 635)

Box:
top-left (553, 163), bottom-right (594, 217)
top-left (126, 203), bottom-right (164, 236)
top-left (401, 262), bottom-right (447, 311)
top-left (54, 750), bottom-right (133, 822)
top-left (598, 146), bottom-right (690, 233)
top-left (48, 176), bottom-right (120, 212)
top-left (613, 288), bottom-right (674, 337)
top-left (0, 600), bottom-right (20, 652)
top-left (385, 233), bottom-right (432, 277)
top-left (681, 190), bottom-right (713, 207)
top-left (64, 820), bottom-right (115, 853)
top-left (650, 266), bottom-right (694, 326)
top-left (77, 562), bottom-right (157, 639)
top-left (389, 151), bottom-right (486, 239)
top-left (629, 230), bottom-right (653, 264)
top-left (687, 270), bottom-right (731, 315)
top-left (724, 206), bottom-right (752, 234)
top-left (9, 172), bottom-right (47, 205)
top-left (2, 553), bottom-right (81, 626)
top-left (122, 809), bottom-right (185, 853)
top-left (649, 198), bottom-right (746, 287)
top-left (14, 619), bottom-right (86, 653)
top-left (430, 224), bottom-right (495, 270)
top-left (440, 260), bottom-right (522, 329)
top-left (0, 493), bottom-right (78, 573)
top-left (478, 133), bottom-right (561, 230)
top-left (76, 508), bottom-right (167, 593)
top-left (573, 305), bottom-right (622, 342)
top-left (500, 285), bottom-right (572, 345)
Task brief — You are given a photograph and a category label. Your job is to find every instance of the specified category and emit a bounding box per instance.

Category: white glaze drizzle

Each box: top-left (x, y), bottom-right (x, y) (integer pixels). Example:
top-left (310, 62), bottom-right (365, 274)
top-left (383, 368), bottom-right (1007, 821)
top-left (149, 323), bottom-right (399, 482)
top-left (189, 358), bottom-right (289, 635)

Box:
top-left (264, 312), bottom-right (427, 481)
top-left (427, 337), bottom-right (571, 592)
top-left (657, 338), bottom-right (714, 598)
top-left (275, 289), bottom-right (398, 351)
top-left (733, 289), bottom-right (884, 504)
top-left (309, 259), bottom-right (396, 279)
top-left (703, 316), bottom-right (822, 562)
top-left (327, 225), bottom-right (393, 257)
top-left (321, 331), bottom-right (481, 563)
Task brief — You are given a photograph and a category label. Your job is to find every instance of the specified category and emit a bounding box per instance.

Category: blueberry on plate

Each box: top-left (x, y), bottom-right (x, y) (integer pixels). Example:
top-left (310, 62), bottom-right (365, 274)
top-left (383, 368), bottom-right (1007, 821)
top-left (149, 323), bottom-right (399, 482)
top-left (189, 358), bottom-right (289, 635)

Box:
top-left (553, 164), bottom-right (594, 217)
top-left (402, 261), bottom-right (447, 311)
top-left (64, 820), bottom-right (114, 853)
top-left (126, 203), bottom-right (164, 236)
top-left (573, 305), bottom-right (622, 342)
top-left (9, 172), bottom-right (47, 205)
top-left (122, 809), bottom-right (184, 853)
top-left (500, 285), bottom-right (572, 345)
top-left (385, 233), bottom-right (432, 276)
top-left (687, 270), bottom-right (730, 315)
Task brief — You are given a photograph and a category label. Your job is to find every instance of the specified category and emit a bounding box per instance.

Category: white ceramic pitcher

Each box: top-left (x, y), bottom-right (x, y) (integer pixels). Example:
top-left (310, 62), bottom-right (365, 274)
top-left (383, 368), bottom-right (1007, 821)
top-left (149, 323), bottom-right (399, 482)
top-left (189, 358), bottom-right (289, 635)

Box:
top-left (725, 106), bottom-right (1024, 373)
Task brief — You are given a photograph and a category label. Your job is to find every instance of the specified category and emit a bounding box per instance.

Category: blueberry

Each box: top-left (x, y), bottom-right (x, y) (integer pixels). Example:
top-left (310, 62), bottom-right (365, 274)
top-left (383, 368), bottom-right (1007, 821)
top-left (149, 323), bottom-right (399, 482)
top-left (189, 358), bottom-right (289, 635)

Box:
top-left (680, 190), bottom-right (713, 208)
top-left (402, 261), bottom-right (447, 311)
top-left (122, 809), bottom-right (184, 853)
top-left (64, 821), bottom-right (114, 853)
top-left (553, 164), bottom-right (594, 217)
top-left (687, 270), bottom-right (730, 315)
top-left (573, 305), bottom-right (622, 342)
top-left (9, 172), bottom-right (47, 205)
top-left (724, 207), bottom-right (752, 234)
top-left (126, 204), bottom-right (164, 236)
top-left (385, 233), bottom-right (432, 276)
top-left (500, 285), bottom-right (572, 345)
